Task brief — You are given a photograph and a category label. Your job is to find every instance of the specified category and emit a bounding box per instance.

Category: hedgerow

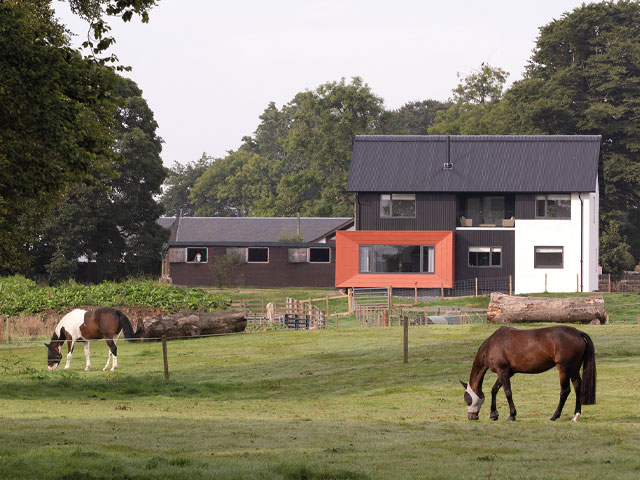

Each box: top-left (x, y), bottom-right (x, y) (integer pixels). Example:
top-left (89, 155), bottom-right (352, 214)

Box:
top-left (0, 276), bottom-right (229, 315)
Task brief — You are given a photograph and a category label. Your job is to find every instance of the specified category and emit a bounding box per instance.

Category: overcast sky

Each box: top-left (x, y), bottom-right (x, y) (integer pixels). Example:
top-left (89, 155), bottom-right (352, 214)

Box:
top-left (53, 0), bottom-right (592, 167)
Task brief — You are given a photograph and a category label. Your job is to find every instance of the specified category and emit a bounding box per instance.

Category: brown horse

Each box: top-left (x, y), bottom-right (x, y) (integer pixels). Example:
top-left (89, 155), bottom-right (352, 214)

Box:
top-left (45, 307), bottom-right (143, 371)
top-left (461, 325), bottom-right (596, 422)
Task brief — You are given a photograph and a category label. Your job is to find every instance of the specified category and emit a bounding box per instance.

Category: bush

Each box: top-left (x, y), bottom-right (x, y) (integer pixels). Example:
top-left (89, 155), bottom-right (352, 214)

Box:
top-left (0, 276), bottom-right (229, 315)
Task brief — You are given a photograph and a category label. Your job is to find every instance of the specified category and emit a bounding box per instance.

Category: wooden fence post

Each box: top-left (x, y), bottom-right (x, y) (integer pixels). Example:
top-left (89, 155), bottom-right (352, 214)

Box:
top-left (509, 275), bottom-right (512, 296)
top-left (414, 282), bottom-right (418, 304)
top-left (441, 282), bottom-right (444, 299)
top-left (348, 288), bottom-right (353, 312)
top-left (326, 296), bottom-right (329, 319)
top-left (388, 285), bottom-right (393, 309)
top-left (475, 277), bottom-right (478, 297)
top-left (545, 274), bottom-right (548, 293)
top-left (384, 309), bottom-right (389, 327)
top-left (608, 274), bottom-right (611, 293)
top-left (403, 317), bottom-right (409, 364)
top-left (162, 336), bottom-right (169, 380)
top-left (4, 317), bottom-right (9, 344)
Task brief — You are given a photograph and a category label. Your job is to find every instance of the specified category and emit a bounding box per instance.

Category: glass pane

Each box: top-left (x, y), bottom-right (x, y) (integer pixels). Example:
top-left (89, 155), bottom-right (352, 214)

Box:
top-left (392, 195), bottom-right (416, 217)
top-left (359, 246), bottom-right (371, 272)
top-left (547, 195), bottom-right (571, 218)
top-left (288, 248), bottom-right (307, 263)
top-left (484, 196), bottom-right (505, 224)
top-left (469, 251), bottom-right (479, 267)
top-left (535, 247), bottom-right (563, 268)
top-left (476, 252), bottom-right (490, 266)
top-left (247, 247), bottom-right (268, 262)
top-left (491, 251), bottom-right (501, 266)
top-left (309, 248), bottom-right (330, 263)
top-left (466, 197), bottom-right (482, 225)
top-left (424, 246), bottom-right (435, 273)
top-left (380, 195), bottom-right (391, 217)
top-left (536, 198), bottom-right (546, 217)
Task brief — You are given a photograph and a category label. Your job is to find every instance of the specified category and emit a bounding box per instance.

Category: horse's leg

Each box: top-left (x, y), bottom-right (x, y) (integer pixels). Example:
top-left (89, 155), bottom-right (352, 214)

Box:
top-left (83, 341), bottom-right (91, 371)
top-left (570, 371), bottom-right (582, 422)
top-left (490, 378), bottom-right (502, 421)
top-left (103, 339), bottom-right (117, 371)
top-left (64, 340), bottom-right (75, 369)
top-left (498, 370), bottom-right (517, 421)
top-left (550, 368), bottom-right (572, 421)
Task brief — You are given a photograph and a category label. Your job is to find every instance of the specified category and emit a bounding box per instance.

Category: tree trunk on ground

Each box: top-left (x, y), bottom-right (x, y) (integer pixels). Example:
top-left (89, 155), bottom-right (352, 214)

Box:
top-left (487, 293), bottom-right (606, 324)
top-left (139, 309), bottom-right (246, 339)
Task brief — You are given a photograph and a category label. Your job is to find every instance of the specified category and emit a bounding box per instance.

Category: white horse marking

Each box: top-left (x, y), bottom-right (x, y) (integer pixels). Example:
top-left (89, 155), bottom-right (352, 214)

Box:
top-left (571, 413), bottom-right (581, 422)
top-left (466, 384), bottom-right (485, 413)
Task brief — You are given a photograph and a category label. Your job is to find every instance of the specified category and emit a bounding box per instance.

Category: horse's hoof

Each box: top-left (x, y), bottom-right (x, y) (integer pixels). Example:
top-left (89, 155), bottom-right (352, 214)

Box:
top-left (571, 413), bottom-right (581, 422)
top-left (507, 416), bottom-right (516, 422)
top-left (549, 417), bottom-right (557, 422)
top-left (84, 367), bottom-right (90, 372)
top-left (490, 412), bottom-right (499, 421)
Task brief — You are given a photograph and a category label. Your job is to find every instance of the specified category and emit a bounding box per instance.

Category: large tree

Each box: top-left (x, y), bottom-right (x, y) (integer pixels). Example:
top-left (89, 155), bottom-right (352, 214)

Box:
top-left (30, 78), bottom-right (168, 283)
top-left (503, 0), bottom-right (640, 272)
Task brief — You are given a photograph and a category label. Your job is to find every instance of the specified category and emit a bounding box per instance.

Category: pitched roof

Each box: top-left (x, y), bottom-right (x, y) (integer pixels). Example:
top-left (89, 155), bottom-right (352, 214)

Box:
top-left (347, 135), bottom-right (601, 193)
top-left (160, 217), bottom-right (353, 244)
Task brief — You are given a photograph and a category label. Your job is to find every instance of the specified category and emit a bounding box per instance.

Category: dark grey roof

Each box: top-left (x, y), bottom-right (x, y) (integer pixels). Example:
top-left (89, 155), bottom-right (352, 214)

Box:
top-left (164, 217), bottom-right (353, 243)
top-left (157, 217), bottom-right (176, 229)
top-left (347, 135), bottom-right (601, 193)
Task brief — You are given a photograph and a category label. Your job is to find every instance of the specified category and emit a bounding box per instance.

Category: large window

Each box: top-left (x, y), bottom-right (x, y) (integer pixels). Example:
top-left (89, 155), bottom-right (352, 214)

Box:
top-left (380, 194), bottom-right (416, 218)
top-left (247, 247), bottom-right (269, 263)
top-left (534, 246), bottom-right (564, 268)
top-left (536, 194), bottom-right (571, 219)
top-left (468, 247), bottom-right (502, 267)
top-left (288, 247), bottom-right (331, 263)
top-left (186, 247), bottom-right (207, 263)
top-left (359, 245), bottom-right (434, 274)
top-left (465, 196), bottom-right (506, 226)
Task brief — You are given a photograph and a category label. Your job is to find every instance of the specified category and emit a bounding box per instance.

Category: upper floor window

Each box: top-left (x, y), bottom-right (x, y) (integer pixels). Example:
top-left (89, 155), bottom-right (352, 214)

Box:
top-left (359, 244), bottom-right (434, 274)
top-left (536, 194), bottom-right (571, 219)
top-left (380, 194), bottom-right (416, 218)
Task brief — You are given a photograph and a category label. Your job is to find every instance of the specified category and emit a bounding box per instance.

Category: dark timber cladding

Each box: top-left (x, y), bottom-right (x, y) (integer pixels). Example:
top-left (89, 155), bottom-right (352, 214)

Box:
top-left (455, 230), bottom-right (515, 284)
top-left (515, 194), bottom-right (536, 219)
top-left (357, 192), bottom-right (456, 230)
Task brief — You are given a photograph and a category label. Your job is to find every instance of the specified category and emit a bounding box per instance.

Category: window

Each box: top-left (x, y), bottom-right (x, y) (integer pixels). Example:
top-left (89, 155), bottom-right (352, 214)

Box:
top-left (288, 248), bottom-right (307, 263)
top-left (469, 247), bottom-right (502, 267)
top-left (309, 247), bottom-right (330, 263)
top-left (359, 245), bottom-right (434, 273)
top-left (536, 194), bottom-right (571, 219)
top-left (226, 247), bottom-right (246, 261)
top-left (247, 247), bottom-right (269, 263)
top-left (534, 246), bottom-right (564, 268)
top-left (380, 194), bottom-right (416, 218)
top-left (186, 247), bottom-right (207, 263)
top-left (465, 196), bottom-right (506, 225)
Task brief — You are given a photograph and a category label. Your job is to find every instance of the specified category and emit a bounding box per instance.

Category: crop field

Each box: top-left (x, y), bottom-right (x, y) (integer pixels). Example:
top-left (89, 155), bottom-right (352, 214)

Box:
top-left (1, 322), bottom-right (639, 479)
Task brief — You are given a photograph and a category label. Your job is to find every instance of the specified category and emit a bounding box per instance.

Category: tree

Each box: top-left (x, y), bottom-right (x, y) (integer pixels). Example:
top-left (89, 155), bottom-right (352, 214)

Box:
top-left (29, 77), bottom-right (168, 282)
top-left (504, 0), bottom-right (640, 268)
top-left (160, 154), bottom-right (214, 216)
top-left (0, 1), bottom-right (121, 270)
top-left (381, 99), bottom-right (452, 135)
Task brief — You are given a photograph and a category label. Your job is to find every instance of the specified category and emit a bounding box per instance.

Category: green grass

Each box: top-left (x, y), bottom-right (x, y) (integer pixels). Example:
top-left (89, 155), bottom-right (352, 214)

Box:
top-left (1, 323), bottom-right (639, 479)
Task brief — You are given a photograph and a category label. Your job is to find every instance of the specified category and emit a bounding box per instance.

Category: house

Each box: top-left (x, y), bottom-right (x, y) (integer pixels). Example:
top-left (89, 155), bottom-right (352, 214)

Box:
top-left (160, 217), bottom-right (353, 287)
top-left (336, 135), bottom-right (601, 294)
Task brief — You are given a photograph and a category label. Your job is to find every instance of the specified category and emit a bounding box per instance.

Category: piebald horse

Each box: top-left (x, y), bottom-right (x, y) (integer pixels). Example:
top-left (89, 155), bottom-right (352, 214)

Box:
top-left (461, 325), bottom-right (596, 422)
top-left (45, 307), bottom-right (142, 371)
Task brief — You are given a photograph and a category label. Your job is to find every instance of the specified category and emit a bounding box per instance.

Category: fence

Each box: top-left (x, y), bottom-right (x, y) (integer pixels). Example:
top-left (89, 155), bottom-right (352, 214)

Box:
top-left (231, 297), bottom-right (334, 329)
top-left (598, 273), bottom-right (640, 293)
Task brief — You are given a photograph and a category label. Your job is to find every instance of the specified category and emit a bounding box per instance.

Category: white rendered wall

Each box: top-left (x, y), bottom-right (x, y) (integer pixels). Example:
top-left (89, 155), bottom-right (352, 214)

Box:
top-left (514, 187), bottom-right (599, 294)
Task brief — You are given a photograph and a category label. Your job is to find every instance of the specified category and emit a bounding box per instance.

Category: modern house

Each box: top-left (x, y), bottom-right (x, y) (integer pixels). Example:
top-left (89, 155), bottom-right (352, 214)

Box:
top-left (159, 216), bottom-right (353, 287)
top-left (336, 135), bottom-right (601, 294)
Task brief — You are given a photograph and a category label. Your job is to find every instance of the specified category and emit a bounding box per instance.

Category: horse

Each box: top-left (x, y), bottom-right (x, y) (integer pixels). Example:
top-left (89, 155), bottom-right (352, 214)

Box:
top-left (45, 307), bottom-right (143, 372)
top-left (461, 325), bottom-right (596, 422)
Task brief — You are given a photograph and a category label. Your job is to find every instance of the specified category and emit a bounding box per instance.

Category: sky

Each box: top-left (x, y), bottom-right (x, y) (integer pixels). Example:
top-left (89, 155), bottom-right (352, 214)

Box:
top-left (53, 0), bottom-right (593, 167)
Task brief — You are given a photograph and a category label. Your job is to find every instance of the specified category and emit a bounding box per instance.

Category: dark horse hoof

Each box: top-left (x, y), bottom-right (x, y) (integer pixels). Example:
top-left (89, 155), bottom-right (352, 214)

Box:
top-left (490, 412), bottom-right (499, 421)
top-left (507, 416), bottom-right (516, 422)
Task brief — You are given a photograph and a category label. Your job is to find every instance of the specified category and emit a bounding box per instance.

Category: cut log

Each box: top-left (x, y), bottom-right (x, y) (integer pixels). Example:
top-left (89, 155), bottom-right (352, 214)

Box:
top-left (487, 293), bottom-right (606, 324)
top-left (139, 309), bottom-right (246, 339)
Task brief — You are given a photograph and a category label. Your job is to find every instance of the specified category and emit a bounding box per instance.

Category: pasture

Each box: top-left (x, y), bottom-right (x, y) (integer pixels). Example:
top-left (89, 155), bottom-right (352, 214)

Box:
top-left (1, 323), bottom-right (639, 479)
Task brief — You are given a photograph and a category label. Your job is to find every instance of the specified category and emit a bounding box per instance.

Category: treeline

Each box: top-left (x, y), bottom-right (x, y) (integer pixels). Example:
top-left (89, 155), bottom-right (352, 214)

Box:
top-left (161, 1), bottom-right (640, 274)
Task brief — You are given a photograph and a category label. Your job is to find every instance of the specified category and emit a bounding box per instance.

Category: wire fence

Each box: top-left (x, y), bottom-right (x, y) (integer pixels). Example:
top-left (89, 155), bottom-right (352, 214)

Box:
top-left (598, 273), bottom-right (640, 293)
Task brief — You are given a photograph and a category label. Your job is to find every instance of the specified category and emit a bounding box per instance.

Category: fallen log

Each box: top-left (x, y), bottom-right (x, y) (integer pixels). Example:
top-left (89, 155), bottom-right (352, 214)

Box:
top-left (487, 293), bottom-right (606, 324)
top-left (139, 309), bottom-right (246, 339)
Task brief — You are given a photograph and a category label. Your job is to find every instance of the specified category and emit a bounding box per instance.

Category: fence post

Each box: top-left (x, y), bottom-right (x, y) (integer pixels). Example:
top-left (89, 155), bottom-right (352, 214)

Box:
top-left (441, 282), bottom-right (444, 299)
top-left (403, 317), bottom-right (409, 364)
top-left (162, 335), bottom-right (169, 380)
top-left (326, 296), bottom-right (329, 318)
top-left (545, 274), bottom-right (548, 293)
top-left (4, 317), bottom-right (9, 344)
top-left (414, 282), bottom-right (418, 304)
top-left (608, 274), bottom-right (611, 293)
top-left (388, 285), bottom-right (393, 309)
top-left (509, 275), bottom-right (513, 296)
top-left (475, 277), bottom-right (478, 297)
top-left (384, 309), bottom-right (389, 327)
top-left (348, 288), bottom-right (353, 312)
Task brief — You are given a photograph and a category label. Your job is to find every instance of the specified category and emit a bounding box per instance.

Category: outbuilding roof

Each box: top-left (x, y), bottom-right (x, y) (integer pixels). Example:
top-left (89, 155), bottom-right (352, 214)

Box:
top-left (347, 135), bottom-right (601, 193)
top-left (159, 217), bottom-right (353, 244)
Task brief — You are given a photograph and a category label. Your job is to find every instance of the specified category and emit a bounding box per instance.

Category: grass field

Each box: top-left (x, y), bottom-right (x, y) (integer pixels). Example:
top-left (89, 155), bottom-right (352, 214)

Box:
top-left (1, 322), bottom-right (639, 479)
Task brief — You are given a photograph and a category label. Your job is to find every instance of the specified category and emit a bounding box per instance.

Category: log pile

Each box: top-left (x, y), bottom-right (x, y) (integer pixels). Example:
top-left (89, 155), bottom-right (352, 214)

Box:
top-left (487, 293), bottom-right (606, 324)
top-left (139, 309), bottom-right (246, 339)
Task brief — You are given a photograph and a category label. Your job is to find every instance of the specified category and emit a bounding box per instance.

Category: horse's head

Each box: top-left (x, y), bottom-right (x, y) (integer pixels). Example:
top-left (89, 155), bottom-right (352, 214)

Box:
top-left (460, 380), bottom-right (484, 420)
top-left (45, 327), bottom-right (65, 370)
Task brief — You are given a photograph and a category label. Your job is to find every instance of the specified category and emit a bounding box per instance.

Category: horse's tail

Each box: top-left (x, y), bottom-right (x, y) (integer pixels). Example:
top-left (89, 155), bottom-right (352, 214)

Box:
top-left (118, 310), bottom-right (144, 341)
top-left (580, 332), bottom-right (596, 405)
